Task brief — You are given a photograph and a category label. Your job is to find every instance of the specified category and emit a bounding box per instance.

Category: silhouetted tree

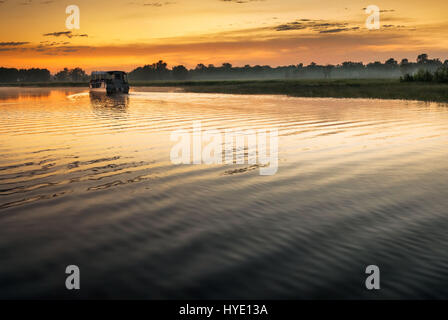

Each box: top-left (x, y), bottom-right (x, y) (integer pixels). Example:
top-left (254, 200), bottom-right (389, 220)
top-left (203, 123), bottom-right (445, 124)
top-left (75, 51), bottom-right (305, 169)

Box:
top-left (70, 68), bottom-right (88, 81)
top-left (125, 54), bottom-right (448, 81)
top-left (54, 67), bottom-right (88, 81)
top-left (17, 68), bottom-right (51, 82)
top-left (0, 67), bottom-right (19, 82)
top-left (172, 65), bottom-right (189, 80)
top-left (54, 68), bottom-right (70, 81)
top-left (417, 54), bottom-right (428, 64)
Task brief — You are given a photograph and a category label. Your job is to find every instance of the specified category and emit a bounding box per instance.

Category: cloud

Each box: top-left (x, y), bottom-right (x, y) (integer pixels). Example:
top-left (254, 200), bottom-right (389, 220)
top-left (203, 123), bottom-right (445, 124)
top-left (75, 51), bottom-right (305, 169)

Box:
top-left (220, 0), bottom-right (265, 3)
top-left (362, 8), bottom-right (395, 13)
top-left (43, 31), bottom-right (72, 37)
top-left (24, 44), bottom-right (91, 56)
top-left (143, 1), bottom-right (175, 6)
top-left (274, 20), bottom-right (358, 33)
top-left (275, 22), bottom-right (307, 31)
top-left (14, 0), bottom-right (54, 4)
top-left (0, 42), bottom-right (30, 46)
top-left (43, 31), bottom-right (88, 38)
top-left (128, 1), bottom-right (176, 6)
top-left (319, 27), bottom-right (360, 34)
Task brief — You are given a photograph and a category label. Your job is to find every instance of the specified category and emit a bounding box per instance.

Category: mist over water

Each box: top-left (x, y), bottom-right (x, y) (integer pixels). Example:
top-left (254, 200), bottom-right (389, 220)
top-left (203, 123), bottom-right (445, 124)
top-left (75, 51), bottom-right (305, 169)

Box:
top-left (1, 87), bottom-right (448, 299)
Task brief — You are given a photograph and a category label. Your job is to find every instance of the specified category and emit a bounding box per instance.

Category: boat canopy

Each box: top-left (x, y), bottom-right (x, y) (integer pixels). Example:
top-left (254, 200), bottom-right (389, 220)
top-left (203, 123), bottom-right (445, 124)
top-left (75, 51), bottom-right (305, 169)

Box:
top-left (91, 71), bottom-right (127, 81)
top-left (91, 71), bottom-right (112, 80)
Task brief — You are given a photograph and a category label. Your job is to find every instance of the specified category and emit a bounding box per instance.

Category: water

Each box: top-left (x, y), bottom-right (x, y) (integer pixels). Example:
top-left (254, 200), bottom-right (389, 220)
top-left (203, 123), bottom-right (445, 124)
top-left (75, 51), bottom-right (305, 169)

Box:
top-left (1, 87), bottom-right (448, 299)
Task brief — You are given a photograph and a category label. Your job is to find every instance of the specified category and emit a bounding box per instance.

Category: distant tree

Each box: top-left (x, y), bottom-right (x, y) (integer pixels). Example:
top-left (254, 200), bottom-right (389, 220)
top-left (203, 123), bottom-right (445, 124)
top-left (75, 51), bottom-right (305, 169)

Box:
top-left (195, 63), bottom-right (207, 71)
top-left (18, 68), bottom-right (51, 82)
top-left (414, 68), bottom-right (433, 81)
top-left (323, 65), bottom-right (334, 79)
top-left (222, 63), bottom-right (232, 70)
top-left (154, 60), bottom-right (169, 79)
top-left (0, 67), bottom-right (19, 82)
top-left (417, 53), bottom-right (428, 64)
top-left (172, 65), bottom-right (189, 80)
top-left (55, 68), bottom-right (70, 81)
top-left (12, 52), bottom-right (448, 83)
top-left (385, 58), bottom-right (398, 66)
top-left (434, 66), bottom-right (448, 82)
top-left (128, 60), bottom-right (170, 80)
top-left (400, 58), bottom-right (413, 76)
top-left (70, 67), bottom-right (88, 81)
top-left (54, 68), bottom-right (88, 81)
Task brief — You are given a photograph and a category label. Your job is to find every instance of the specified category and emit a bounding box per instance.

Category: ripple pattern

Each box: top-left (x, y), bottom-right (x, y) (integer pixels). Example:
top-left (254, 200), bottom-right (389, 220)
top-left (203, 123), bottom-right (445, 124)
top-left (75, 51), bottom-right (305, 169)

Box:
top-left (1, 87), bottom-right (448, 299)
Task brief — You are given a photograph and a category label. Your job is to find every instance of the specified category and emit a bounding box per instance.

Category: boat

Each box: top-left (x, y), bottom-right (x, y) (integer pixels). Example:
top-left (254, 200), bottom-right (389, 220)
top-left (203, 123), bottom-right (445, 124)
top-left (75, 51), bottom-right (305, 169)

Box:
top-left (89, 71), bottom-right (129, 94)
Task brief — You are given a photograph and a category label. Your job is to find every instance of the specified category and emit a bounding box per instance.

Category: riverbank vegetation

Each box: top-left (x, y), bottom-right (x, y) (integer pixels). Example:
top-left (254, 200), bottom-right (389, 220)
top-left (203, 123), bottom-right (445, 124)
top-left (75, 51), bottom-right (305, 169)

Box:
top-left (128, 54), bottom-right (447, 81)
top-left (2, 53), bottom-right (448, 103)
top-left (1, 54), bottom-right (447, 83)
top-left (2, 79), bottom-right (448, 103)
top-left (173, 79), bottom-right (448, 103)
top-left (401, 66), bottom-right (448, 83)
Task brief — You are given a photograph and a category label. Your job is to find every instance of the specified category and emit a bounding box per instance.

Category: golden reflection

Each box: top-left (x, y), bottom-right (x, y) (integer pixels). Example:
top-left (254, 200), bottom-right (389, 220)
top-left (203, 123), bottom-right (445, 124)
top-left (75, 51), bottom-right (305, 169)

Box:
top-left (0, 87), bottom-right (87, 103)
top-left (0, 88), bottom-right (52, 102)
top-left (90, 92), bottom-right (129, 115)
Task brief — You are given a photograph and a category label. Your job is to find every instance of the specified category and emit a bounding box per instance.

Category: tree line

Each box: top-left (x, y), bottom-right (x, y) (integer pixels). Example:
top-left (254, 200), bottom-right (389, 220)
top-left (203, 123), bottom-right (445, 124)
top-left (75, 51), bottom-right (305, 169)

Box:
top-left (0, 68), bottom-right (51, 82)
top-left (1, 54), bottom-right (447, 82)
top-left (128, 54), bottom-right (448, 81)
top-left (0, 67), bottom-right (88, 83)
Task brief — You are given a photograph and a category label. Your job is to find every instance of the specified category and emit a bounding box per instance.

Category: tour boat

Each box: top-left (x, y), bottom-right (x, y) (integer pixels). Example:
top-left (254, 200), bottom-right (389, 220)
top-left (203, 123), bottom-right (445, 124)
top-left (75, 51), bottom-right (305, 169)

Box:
top-left (89, 71), bottom-right (129, 94)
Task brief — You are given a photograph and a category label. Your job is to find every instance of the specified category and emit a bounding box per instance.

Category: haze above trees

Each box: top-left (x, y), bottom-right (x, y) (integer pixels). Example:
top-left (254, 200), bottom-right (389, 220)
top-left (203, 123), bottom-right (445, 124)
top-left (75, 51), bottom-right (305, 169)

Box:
top-left (1, 54), bottom-right (447, 82)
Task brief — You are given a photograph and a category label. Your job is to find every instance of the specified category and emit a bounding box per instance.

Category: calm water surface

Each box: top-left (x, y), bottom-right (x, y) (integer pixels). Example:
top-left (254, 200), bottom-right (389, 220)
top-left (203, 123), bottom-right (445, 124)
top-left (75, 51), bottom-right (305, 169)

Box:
top-left (1, 87), bottom-right (448, 299)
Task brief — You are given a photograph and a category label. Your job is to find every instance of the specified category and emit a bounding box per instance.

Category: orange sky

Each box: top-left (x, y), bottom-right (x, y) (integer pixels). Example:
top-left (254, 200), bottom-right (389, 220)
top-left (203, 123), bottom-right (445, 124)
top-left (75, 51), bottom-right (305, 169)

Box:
top-left (1, 0), bottom-right (448, 72)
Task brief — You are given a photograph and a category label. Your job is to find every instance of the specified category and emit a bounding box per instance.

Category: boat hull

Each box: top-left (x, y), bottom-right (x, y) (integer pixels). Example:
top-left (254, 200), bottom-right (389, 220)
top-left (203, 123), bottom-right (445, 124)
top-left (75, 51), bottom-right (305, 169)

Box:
top-left (89, 83), bottom-right (129, 95)
top-left (90, 87), bottom-right (107, 93)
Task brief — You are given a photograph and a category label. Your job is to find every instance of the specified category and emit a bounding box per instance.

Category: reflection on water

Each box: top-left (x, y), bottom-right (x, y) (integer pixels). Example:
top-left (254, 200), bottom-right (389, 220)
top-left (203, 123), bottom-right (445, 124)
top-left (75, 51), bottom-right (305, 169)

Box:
top-left (0, 87), bottom-right (81, 102)
top-left (1, 87), bottom-right (448, 299)
top-left (89, 92), bottom-right (129, 113)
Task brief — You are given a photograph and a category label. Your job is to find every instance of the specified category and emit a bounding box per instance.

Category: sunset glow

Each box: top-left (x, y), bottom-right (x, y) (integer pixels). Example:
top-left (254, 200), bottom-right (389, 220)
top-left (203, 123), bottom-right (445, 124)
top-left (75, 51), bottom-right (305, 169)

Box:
top-left (1, 0), bottom-right (448, 72)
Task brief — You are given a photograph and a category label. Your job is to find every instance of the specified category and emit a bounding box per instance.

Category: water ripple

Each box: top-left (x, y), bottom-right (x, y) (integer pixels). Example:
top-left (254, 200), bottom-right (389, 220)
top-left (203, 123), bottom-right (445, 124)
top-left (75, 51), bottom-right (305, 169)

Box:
top-left (1, 87), bottom-right (448, 299)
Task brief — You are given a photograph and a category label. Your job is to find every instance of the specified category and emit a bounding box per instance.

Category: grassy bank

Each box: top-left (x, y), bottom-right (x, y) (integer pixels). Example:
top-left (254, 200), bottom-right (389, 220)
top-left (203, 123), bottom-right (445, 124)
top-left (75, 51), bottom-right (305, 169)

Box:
top-left (132, 79), bottom-right (448, 102)
top-left (2, 79), bottom-right (448, 102)
top-left (173, 79), bottom-right (448, 103)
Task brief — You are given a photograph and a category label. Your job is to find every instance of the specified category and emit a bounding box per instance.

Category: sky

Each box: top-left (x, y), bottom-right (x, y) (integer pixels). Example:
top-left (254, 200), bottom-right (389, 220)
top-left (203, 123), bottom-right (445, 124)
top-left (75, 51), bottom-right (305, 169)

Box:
top-left (0, 0), bottom-right (448, 72)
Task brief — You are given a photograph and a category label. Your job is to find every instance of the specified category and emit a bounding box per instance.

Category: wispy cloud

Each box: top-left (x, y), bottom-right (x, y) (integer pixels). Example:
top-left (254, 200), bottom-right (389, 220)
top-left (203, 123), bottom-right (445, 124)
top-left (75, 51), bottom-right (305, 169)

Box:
top-left (15, 0), bottom-right (54, 4)
top-left (128, 1), bottom-right (176, 6)
top-left (220, 0), bottom-right (265, 3)
top-left (43, 31), bottom-right (88, 38)
top-left (361, 7), bottom-right (395, 13)
top-left (0, 42), bottom-right (30, 46)
top-left (143, 1), bottom-right (175, 6)
top-left (274, 20), bottom-right (358, 33)
top-left (319, 27), bottom-right (360, 34)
